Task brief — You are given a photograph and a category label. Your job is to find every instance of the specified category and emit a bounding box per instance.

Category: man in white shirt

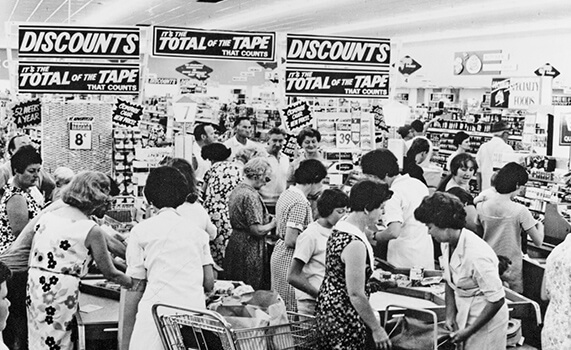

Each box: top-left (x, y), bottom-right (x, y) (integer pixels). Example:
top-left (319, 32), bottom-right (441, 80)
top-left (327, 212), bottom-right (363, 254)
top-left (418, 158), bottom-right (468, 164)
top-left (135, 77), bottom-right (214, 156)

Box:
top-left (259, 127), bottom-right (289, 213)
top-left (192, 123), bottom-right (218, 185)
top-left (223, 117), bottom-right (262, 157)
top-left (361, 148), bottom-right (434, 269)
top-left (476, 121), bottom-right (514, 191)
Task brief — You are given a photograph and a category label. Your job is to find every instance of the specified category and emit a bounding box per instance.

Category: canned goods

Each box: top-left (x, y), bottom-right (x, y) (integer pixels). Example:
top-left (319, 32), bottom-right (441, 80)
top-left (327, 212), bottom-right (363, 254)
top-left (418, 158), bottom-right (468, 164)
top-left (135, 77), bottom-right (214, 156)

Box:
top-left (409, 266), bottom-right (424, 287)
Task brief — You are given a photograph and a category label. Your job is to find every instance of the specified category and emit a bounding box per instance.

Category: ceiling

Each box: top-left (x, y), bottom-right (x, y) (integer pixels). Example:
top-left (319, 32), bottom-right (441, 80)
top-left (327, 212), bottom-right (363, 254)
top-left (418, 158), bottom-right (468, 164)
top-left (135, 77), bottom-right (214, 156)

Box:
top-left (2, 0), bottom-right (571, 48)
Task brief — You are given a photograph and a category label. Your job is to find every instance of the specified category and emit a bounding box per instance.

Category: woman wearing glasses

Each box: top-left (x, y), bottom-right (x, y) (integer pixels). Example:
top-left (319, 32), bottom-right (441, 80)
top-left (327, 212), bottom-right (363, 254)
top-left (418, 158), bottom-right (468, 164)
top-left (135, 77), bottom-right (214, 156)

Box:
top-left (223, 158), bottom-right (276, 290)
top-left (271, 159), bottom-right (327, 311)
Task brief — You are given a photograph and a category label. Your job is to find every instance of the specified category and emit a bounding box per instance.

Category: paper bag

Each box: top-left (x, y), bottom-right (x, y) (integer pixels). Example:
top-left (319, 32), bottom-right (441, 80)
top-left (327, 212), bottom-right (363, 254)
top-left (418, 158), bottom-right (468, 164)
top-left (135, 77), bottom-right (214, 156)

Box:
top-left (211, 304), bottom-right (270, 350)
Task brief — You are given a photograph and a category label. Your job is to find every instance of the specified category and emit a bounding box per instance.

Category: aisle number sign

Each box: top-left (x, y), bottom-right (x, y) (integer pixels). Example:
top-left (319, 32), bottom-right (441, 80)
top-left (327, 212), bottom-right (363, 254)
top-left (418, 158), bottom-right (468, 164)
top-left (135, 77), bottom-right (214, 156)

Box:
top-left (68, 117), bottom-right (93, 150)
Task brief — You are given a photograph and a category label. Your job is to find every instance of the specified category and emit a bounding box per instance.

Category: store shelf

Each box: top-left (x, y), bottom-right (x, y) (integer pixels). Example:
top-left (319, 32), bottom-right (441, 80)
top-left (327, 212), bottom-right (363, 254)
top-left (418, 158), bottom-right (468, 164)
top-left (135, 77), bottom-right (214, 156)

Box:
top-left (427, 127), bottom-right (522, 140)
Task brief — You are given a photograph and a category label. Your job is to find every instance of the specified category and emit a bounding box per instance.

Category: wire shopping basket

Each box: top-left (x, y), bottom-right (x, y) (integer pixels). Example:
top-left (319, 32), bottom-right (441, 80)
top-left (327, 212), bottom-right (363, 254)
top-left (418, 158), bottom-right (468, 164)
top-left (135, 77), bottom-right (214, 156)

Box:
top-left (152, 303), bottom-right (319, 350)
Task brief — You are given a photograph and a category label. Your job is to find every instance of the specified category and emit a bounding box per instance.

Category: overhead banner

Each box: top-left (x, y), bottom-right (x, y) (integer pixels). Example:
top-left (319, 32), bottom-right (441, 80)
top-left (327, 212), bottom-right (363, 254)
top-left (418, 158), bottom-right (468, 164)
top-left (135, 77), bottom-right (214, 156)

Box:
top-left (491, 77), bottom-right (540, 109)
top-left (286, 34), bottom-right (390, 67)
top-left (18, 25), bottom-right (140, 59)
top-left (152, 26), bottom-right (275, 61)
top-left (17, 62), bottom-right (140, 95)
top-left (12, 99), bottom-right (41, 128)
top-left (113, 99), bottom-right (143, 127)
top-left (285, 68), bottom-right (390, 98)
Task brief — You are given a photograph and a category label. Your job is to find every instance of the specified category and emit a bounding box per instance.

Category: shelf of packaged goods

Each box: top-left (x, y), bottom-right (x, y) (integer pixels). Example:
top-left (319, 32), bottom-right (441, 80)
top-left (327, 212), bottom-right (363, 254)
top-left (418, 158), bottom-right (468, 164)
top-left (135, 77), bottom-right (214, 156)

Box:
top-left (528, 177), bottom-right (560, 185)
top-left (435, 148), bottom-right (477, 156)
top-left (427, 128), bottom-right (522, 140)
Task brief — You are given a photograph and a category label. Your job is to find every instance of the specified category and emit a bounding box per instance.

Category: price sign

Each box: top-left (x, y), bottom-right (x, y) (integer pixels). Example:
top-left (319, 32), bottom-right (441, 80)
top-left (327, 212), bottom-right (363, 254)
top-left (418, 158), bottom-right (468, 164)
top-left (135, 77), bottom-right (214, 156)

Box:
top-left (336, 120), bottom-right (356, 148)
top-left (69, 120), bottom-right (92, 150)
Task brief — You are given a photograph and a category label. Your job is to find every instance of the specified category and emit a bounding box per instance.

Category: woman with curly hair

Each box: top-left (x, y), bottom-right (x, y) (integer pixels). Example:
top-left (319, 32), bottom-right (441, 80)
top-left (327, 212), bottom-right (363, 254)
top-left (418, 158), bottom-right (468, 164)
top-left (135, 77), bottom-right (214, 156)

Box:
top-left (223, 158), bottom-right (276, 290)
top-left (26, 171), bottom-right (132, 350)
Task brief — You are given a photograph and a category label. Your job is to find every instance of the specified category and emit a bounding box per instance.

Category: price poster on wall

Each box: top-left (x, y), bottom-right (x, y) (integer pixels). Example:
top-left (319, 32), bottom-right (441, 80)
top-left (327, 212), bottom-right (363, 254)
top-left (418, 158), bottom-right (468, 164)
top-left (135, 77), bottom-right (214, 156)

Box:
top-left (336, 116), bottom-right (356, 148)
top-left (68, 116), bottom-right (93, 150)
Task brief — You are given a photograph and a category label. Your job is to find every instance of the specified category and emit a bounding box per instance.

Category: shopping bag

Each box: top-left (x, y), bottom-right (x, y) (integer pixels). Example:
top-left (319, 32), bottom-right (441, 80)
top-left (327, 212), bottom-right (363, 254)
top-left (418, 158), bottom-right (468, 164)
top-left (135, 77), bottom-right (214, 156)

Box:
top-left (385, 316), bottom-right (454, 350)
top-left (212, 304), bottom-right (270, 350)
top-left (241, 290), bottom-right (295, 349)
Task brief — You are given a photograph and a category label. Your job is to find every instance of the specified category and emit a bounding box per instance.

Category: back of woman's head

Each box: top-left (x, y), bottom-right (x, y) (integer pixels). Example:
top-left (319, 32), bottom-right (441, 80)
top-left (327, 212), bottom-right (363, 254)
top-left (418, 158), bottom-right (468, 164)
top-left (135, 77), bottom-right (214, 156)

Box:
top-left (406, 138), bottom-right (430, 159)
top-left (243, 157), bottom-right (271, 180)
top-left (446, 187), bottom-right (474, 206)
top-left (11, 145), bottom-right (42, 174)
top-left (234, 146), bottom-right (265, 165)
top-left (349, 180), bottom-right (392, 212)
top-left (317, 188), bottom-right (349, 218)
top-left (494, 162), bottom-right (528, 194)
top-left (414, 192), bottom-right (466, 229)
top-left (294, 159), bottom-right (327, 185)
top-left (144, 166), bottom-right (189, 209)
top-left (160, 158), bottom-right (198, 203)
top-left (201, 143), bottom-right (232, 162)
top-left (361, 149), bottom-right (399, 180)
top-left (453, 131), bottom-right (470, 148)
top-left (450, 153), bottom-right (478, 175)
top-left (61, 171), bottom-right (111, 214)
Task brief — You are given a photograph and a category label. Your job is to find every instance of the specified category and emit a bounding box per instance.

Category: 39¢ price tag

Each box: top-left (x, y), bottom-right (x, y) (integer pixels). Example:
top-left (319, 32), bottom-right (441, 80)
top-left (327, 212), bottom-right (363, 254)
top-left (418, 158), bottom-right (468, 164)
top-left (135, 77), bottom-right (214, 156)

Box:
top-left (69, 121), bottom-right (92, 150)
top-left (336, 130), bottom-right (356, 148)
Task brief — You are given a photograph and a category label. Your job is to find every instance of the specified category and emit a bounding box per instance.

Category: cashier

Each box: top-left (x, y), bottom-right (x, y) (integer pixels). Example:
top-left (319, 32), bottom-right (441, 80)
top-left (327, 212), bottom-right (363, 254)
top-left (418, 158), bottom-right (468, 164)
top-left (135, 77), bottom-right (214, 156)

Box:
top-left (414, 192), bottom-right (508, 349)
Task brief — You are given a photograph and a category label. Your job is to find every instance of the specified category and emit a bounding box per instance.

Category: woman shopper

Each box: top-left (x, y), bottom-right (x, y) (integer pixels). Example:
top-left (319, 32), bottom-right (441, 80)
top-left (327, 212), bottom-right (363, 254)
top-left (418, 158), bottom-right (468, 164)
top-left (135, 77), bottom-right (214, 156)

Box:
top-left (271, 159), bottom-right (327, 311)
top-left (415, 192), bottom-right (508, 349)
top-left (223, 158), bottom-right (276, 289)
top-left (27, 171), bottom-right (133, 350)
top-left (476, 162), bottom-right (543, 293)
top-left (201, 143), bottom-right (242, 265)
top-left (402, 137), bottom-right (430, 185)
top-left (316, 180), bottom-right (392, 350)
top-left (437, 153), bottom-right (478, 192)
top-left (127, 166), bottom-right (214, 350)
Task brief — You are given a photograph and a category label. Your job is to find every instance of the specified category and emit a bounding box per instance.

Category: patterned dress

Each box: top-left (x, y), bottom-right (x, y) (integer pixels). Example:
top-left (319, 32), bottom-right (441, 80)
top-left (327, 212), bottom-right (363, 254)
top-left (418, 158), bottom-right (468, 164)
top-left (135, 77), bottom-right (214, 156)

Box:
top-left (271, 187), bottom-right (312, 312)
top-left (316, 229), bottom-right (372, 350)
top-left (542, 234), bottom-right (571, 350)
top-left (0, 185), bottom-right (41, 253)
top-left (223, 183), bottom-right (272, 290)
top-left (26, 211), bottom-right (96, 350)
top-left (202, 161), bottom-right (242, 265)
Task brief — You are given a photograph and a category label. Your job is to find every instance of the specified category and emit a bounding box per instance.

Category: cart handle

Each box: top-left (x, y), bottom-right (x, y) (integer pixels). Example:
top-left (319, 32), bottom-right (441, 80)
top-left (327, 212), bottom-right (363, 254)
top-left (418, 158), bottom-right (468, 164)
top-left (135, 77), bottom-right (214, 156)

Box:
top-left (383, 304), bottom-right (439, 350)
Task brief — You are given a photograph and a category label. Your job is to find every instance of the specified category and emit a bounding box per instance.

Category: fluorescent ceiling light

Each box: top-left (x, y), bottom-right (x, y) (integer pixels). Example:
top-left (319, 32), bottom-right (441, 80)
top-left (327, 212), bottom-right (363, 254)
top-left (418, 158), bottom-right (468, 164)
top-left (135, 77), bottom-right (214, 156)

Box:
top-left (195, 0), bottom-right (354, 29)
top-left (80, 0), bottom-right (159, 24)
top-left (311, 0), bottom-right (567, 35)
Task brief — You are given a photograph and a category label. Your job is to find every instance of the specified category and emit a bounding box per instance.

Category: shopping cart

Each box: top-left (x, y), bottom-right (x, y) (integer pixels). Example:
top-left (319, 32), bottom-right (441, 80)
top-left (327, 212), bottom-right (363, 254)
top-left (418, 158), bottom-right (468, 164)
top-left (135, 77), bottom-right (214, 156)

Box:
top-left (152, 303), bottom-right (319, 350)
top-left (383, 304), bottom-right (454, 350)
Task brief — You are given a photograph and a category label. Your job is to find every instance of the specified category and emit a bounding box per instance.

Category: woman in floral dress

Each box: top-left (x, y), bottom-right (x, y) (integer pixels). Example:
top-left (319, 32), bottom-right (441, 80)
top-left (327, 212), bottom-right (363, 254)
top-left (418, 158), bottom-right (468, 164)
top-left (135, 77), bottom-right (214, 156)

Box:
top-left (202, 143), bottom-right (242, 266)
top-left (316, 180), bottom-right (392, 350)
top-left (27, 172), bottom-right (132, 350)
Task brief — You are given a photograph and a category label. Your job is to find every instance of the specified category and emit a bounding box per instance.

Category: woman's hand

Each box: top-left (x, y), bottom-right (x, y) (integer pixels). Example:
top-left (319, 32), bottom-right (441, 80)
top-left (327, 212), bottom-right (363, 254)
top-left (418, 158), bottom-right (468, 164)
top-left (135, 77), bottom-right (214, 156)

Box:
top-left (449, 328), bottom-right (469, 345)
top-left (372, 328), bottom-right (392, 350)
top-left (444, 316), bottom-right (457, 332)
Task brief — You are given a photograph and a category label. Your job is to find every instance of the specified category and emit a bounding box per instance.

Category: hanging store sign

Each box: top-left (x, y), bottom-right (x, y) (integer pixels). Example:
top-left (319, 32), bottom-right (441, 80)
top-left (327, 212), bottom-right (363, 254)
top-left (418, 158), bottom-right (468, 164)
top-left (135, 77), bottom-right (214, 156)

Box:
top-left (147, 77), bottom-right (177, 85)
top-left (491, 77), bottom-right (540, 109)
top-left (113, 99), bottom-right (143, 128)
top-left (453, 50), bottom-right (503, 75)
top-left (282, 101), bottom-right (312, 132)
top-left (12, 99), bottom-right (41, 128)
top-left (535, 63), bottom-right (560, 78)
top-left (281, 133), bottom-right (298, 158)
top-left (286, 34), bottom-right (390, 67)
top-left (560, 113), bottom-right (571, 145)
top-left (398, 56), bottom-right (421, 76)
top-left (175, 61), bottom-right (213, 80)
top-left (68, 116), bottom-right (93, 150)
top-left (152, 26), bottom-right (275, 61)
top-left (17, 62), bottom-right (140, 94)
top-left (18, 25), bottom-right (140, 59)
top-left (553, 95), bottom-right (571, 106)
top-left (285, 68), bottom-right (390, 98)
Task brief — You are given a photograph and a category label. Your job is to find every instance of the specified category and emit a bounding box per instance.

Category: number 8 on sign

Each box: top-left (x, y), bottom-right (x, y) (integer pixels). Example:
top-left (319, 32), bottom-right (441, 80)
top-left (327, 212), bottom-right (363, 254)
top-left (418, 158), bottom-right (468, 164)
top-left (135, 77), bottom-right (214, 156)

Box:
top-left (69, 128), bottom-right (92, 150)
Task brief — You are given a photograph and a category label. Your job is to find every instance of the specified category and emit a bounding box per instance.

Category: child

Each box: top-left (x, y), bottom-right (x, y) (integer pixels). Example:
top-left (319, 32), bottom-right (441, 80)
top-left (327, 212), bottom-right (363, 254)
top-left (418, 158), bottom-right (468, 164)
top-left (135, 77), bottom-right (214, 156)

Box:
top-left (287, 188), bottom-right (349, 315)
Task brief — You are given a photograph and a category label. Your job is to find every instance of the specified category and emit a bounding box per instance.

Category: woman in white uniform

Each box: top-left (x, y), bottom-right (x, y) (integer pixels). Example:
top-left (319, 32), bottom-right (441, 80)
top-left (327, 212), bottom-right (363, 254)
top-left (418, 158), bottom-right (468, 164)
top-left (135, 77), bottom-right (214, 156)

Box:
top-left (127, 166), bottom-right (214, 350)
top-left (415, 192), bottom-right (508, 350)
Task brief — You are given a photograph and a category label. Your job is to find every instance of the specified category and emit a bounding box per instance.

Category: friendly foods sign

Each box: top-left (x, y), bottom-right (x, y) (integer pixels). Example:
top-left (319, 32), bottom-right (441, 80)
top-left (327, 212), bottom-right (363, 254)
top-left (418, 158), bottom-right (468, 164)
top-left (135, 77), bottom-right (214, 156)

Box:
top-left (18, 25), bottom-right (140, 59)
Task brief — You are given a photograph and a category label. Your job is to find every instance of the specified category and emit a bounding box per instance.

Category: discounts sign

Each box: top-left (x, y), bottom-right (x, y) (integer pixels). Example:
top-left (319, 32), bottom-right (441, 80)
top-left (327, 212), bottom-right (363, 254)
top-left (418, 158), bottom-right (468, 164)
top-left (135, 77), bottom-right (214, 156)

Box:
top-left (12, 99), bottom-right (41, 128)
top-left (113, 99), bottom-right (143, 127)
top-left (286, 34), bottom-right (390, 67)
top-left (18, 25), bottom-right (140, 59)
top-left (153, 26), bottom-right (275, 61)
top-left (285, 69), bottom-right (390, 98)
top-left (18, 62), bottom-right (140, 94)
